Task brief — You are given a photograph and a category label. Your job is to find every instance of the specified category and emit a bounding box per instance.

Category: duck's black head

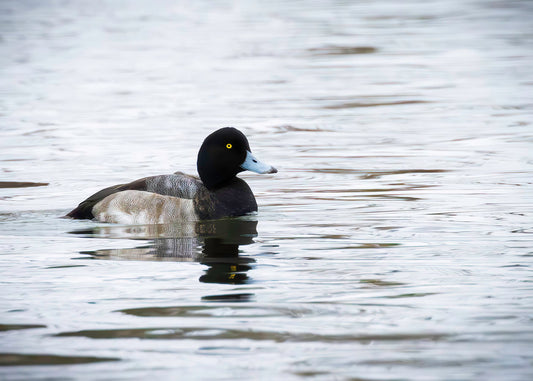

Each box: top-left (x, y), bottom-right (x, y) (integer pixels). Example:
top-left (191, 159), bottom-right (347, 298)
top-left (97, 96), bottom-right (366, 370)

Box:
top-left (197, 127), bottom-right (277, 190)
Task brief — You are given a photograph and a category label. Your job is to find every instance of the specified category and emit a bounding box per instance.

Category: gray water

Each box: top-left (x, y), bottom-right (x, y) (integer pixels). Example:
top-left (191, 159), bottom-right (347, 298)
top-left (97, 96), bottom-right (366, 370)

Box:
top-left (1, 0), bottom-right (533, 380)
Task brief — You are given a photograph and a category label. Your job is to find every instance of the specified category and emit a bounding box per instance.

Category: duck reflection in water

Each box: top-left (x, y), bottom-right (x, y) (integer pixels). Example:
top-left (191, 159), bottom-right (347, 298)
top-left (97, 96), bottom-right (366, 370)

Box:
top-left (70, 218), bottom-right (257, 285)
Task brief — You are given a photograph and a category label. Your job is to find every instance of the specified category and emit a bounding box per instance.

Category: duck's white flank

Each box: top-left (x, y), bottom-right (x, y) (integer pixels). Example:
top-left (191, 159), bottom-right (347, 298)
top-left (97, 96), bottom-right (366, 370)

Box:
top-left (93, 190), bottom-right (197, 224)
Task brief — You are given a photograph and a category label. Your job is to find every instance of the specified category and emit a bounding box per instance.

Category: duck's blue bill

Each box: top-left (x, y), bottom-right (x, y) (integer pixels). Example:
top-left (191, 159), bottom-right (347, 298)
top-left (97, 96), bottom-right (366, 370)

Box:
top-left (241, 151), bottom-right (277, 174)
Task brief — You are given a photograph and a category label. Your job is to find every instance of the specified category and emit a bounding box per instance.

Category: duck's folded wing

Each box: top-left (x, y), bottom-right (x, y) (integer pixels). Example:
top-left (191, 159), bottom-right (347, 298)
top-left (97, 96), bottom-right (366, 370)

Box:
top-left (66, 172), bottom-right (202, 219)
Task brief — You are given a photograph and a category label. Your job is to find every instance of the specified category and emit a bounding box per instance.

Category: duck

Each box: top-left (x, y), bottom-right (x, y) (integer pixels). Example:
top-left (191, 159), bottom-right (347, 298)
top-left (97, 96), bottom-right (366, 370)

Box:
top-left (66, 127), bottom-right (277, 224)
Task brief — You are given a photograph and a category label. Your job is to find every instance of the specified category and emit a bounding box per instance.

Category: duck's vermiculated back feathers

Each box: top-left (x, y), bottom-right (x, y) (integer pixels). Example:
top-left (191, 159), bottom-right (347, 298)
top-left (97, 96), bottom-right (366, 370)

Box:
top-left (66, 172), bottom-right (202, 220)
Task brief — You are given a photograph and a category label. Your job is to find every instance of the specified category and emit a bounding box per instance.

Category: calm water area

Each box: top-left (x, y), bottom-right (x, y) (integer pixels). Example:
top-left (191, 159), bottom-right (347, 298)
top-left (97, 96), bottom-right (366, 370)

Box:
top-left (1, 0), bottom-right (533, 379)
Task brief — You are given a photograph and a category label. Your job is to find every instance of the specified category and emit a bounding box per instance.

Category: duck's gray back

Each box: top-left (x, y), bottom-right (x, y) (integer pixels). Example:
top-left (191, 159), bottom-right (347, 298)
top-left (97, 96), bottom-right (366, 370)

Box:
top-left (146, 172), bottom-right (201, 199)
top-left (66, 172), bottom-right (203, 220)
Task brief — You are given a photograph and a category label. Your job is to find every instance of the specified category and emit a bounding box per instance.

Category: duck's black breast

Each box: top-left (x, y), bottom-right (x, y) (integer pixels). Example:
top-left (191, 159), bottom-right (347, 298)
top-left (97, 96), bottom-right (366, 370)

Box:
top-left (194, 177), bottom-right (257, 220)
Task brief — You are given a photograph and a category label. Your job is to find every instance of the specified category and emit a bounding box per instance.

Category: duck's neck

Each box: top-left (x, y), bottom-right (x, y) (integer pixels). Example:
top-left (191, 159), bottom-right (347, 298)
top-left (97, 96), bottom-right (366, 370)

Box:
top-left (197, 160), bottom-right (240, 190)
top-left (195, 177), bottom-right (257, 219)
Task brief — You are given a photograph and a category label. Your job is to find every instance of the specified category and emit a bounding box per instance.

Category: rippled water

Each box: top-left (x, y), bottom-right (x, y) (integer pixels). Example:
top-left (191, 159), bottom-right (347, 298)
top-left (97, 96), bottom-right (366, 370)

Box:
top-left (1, 0), bottom-right (533, 380)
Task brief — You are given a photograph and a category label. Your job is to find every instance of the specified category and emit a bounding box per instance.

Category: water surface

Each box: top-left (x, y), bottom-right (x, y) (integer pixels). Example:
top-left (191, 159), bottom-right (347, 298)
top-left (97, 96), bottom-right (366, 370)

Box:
top-left (1, 0), bottom-right (533, 380)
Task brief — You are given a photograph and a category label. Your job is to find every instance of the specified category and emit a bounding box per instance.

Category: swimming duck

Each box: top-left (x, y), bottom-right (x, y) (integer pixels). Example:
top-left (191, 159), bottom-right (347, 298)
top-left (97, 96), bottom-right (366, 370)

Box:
top-left (66, 127), bottom-right (277, 224)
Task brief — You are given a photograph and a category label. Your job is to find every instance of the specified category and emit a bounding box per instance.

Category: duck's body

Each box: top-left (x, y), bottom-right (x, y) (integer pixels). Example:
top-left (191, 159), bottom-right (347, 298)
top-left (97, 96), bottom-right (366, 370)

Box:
top-left (67, 128), bottom-right (276, 224)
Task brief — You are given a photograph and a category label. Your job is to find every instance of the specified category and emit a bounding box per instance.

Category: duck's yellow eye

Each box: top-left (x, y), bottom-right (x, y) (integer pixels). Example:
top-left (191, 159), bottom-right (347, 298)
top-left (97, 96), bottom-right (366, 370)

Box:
top-left (226, 143), bottom-right (232, 149)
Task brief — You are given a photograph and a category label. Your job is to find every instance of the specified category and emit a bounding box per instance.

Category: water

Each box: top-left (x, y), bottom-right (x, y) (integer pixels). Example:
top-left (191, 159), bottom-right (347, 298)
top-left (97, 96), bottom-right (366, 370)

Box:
top-left (1, 0), bottom-right (533, 379)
